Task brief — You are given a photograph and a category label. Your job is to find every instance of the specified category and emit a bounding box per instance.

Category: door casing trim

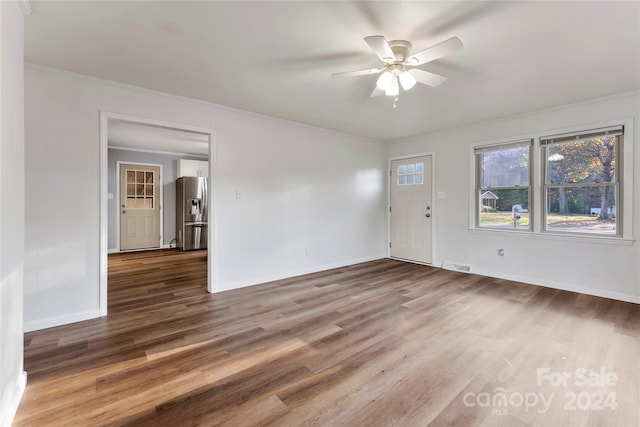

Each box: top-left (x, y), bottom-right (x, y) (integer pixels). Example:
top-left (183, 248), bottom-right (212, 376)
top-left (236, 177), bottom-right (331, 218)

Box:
top-left (387, 152), bottom-right (436, 266)
top-left (100, 111), bottom-right (216, 317)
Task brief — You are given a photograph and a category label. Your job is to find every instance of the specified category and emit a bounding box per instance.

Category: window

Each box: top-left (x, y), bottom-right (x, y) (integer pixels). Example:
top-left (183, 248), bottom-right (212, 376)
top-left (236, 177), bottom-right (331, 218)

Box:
top-left (541, 126), bottom-right (622, 236)
top-left (125, 169), bottom-right (155, 209)
top-left (397, 162), bottom-right (424, 186)
top-left (475, 140), bottom-right (532, 230)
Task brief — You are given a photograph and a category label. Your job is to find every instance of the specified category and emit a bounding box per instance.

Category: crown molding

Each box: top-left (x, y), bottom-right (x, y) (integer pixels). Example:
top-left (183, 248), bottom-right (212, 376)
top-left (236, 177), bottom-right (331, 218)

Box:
top-left (19, 0), bottom-right (32, 16)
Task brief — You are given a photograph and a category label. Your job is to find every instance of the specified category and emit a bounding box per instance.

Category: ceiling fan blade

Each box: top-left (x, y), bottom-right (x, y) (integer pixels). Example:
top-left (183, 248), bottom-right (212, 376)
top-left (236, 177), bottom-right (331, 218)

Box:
top-left (332, 68), bottom-right (381, 78)
top-left (409, 69), bottom-right (447, 87)
top-left (364, 35), bottom-right (396, 63)
top-left (370, 87), bottom-right (385, 97)
top-left (407, 37), bottom-right (463, 65)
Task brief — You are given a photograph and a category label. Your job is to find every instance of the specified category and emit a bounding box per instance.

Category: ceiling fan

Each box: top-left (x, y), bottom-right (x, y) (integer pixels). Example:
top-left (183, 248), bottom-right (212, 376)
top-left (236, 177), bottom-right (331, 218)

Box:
top-left (332, 35), bottom-right (463, 105)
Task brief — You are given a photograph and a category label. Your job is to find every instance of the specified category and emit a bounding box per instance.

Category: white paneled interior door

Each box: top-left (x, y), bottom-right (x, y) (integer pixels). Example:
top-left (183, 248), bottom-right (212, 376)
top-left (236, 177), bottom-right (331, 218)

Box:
top-left (390, 155), bottom-right (433, 264)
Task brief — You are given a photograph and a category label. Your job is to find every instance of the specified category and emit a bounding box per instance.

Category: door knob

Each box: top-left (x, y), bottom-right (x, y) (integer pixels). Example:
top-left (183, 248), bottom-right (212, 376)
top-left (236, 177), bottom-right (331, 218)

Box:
top-left (426, 213), bottom-right (431, 218)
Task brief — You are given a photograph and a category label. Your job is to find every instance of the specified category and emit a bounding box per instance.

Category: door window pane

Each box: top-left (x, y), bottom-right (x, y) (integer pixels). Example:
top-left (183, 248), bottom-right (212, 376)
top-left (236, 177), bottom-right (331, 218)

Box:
top-left (397, 162), bottom-right (425, 186)
top-left (125, 169), bottom-right (155, 209)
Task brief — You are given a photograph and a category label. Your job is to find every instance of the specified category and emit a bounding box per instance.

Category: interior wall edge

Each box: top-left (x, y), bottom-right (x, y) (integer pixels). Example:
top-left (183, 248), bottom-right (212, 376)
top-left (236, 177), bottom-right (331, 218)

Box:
top-left (0, 371), bottom-right (27, 427)
top-left (215, 255), bottom-right (387, 294)
top-left (23, 308), bottom-right (101, 333)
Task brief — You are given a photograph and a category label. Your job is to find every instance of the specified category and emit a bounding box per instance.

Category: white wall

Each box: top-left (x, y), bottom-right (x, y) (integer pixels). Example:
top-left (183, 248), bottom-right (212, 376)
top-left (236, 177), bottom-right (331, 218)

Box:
top-left (0, 2), bottom-right (27, 425)
top-left (24, 65), bottom-right (388, 331)
top-left (388, 91), bottom-right (640, 303)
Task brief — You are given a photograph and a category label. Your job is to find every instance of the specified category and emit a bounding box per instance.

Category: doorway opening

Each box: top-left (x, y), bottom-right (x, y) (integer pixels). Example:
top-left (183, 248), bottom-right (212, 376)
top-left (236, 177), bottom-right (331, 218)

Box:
top-left (100, 112), bottom-right (215, 316)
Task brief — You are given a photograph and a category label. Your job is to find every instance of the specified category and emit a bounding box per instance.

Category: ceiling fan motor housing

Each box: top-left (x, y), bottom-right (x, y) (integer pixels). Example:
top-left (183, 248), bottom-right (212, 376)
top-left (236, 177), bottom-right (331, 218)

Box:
top-left (387, 40), bottom-right (412, 63)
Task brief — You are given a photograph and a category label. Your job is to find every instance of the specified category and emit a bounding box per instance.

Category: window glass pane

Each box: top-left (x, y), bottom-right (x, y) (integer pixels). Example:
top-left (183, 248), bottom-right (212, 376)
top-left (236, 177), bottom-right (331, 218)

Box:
top-left (398, 175), bottom-right (406, 185)
top-left (398, 165), bottom-right (406, 175)
top-left (126, 170), bottom-right (135, 182)
top-left (145, 184), bottom-right (154, 196)
top-left (479, 189), bottom-right (529, 230)
top-left (479, 146), bottom-right (529, 187)
top-left (136, 171), bottom-right (145, 183)
top-left (407, 174), bottom-right (414, 185)
top-left (547, 136), bottom-right (616, 185)
top-left (546, 186), bottom-right (616, 234)
top-left (406, 163), bottom-right (414, 174)
top-left (126, 183), bottom-right (135, 197)
top-left (415, 174), bottom-right (423, 184)
top-left (146, 172), bottom-right (154, 183)
top-left (415, 163), bottom-right (424, 173)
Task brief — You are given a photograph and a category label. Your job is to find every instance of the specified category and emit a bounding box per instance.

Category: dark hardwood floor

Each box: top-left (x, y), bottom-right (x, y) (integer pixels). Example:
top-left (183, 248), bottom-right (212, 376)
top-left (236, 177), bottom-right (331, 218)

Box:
top-left (14, 250), bottom-right (639, 426)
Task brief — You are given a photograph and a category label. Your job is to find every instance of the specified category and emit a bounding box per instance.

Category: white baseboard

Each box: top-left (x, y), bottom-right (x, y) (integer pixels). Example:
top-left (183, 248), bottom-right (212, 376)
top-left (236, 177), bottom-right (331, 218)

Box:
top-left (0, 370), bottom-right (27, 427)
top-left (215, 254), bottom-right (386, 294)
top-left (109, 245), bottom-right (174, 254)
top-left (471, 267), bottom-right (640, 304)
top-left (24, 308), bottom-right (102, 333)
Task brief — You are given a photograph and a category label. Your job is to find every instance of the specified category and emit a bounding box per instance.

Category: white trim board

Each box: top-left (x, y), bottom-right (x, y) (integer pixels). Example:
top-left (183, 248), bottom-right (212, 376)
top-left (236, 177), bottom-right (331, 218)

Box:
top-left (216, 255), bottom-right (385, 294)
top-left (23, 308), bottom-right (102, 333)
top-left (0, 371), bottom-right (27, 427)
top-left (470, 267), bottom-right (640, 304)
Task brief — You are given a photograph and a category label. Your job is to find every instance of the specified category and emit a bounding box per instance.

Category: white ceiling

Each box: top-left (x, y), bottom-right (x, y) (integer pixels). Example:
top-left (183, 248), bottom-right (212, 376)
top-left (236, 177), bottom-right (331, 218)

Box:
top-left (25, 1), bottom-right (640, 142)
top-left (108, 119), bottom-right (210, 156)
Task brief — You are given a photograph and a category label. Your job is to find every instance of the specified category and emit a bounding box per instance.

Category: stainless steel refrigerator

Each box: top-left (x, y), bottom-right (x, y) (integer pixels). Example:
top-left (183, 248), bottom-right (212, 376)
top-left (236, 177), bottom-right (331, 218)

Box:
top-left (176, 177), bottom-right (208, 250)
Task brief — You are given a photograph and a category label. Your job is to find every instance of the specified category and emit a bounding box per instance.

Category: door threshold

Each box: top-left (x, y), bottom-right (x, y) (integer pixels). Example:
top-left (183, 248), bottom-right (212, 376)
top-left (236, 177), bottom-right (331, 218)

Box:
top-left (116, 247), bottom-right (166, 254)
top-left (389, 256), bottom-right (433, 267)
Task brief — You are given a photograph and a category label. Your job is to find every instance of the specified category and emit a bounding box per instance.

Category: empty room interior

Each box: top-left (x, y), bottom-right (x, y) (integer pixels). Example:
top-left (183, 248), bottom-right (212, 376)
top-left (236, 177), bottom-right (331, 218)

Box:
top-left (2, 1), bottom-right (639, 426)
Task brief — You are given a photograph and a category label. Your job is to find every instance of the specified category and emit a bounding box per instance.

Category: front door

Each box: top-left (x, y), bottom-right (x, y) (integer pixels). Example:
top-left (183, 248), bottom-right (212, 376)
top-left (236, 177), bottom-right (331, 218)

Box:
top-left (119, 163), bottom-right (161, 251)
top-left (390, 155), bottom-right (433, 264)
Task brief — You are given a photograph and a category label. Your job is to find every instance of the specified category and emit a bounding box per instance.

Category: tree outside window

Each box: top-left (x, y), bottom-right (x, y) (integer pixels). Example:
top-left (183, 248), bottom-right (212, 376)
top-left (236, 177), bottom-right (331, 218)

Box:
top-left (542, 127), bottom-right (621, 235)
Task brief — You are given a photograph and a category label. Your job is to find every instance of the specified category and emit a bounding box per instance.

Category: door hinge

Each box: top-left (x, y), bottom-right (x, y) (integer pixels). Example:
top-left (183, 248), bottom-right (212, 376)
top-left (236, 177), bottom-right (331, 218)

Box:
top-left (389, 242), bottom-right (391, 248)
top-left (389, 206), bottom-right (392, 213)
top-left (389, 169), bottom-right (392, 177)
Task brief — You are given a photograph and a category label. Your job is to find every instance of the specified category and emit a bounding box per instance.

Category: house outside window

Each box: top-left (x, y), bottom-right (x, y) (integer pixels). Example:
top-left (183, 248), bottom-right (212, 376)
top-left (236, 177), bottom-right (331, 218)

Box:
top-left (475, 140), bottom-right (532, 230)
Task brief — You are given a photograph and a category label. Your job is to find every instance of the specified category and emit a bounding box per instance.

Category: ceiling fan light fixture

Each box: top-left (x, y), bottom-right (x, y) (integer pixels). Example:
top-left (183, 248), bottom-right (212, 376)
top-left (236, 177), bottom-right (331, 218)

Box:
top-left (376, 71), bottom-right (393, 91)
top-left (385, 76), bottom-right (399, 96)
top-left (399, 70), bottom-right (417, 90)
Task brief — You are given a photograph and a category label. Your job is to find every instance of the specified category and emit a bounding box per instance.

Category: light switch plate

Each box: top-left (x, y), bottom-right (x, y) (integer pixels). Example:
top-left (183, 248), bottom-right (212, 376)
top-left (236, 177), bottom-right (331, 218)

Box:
top-left (437, 192), bottom-right (446, 199)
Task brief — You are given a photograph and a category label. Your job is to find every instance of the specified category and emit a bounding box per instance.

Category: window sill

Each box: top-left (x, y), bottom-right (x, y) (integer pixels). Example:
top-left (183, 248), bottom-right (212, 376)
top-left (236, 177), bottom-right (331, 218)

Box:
top-left (468, 227), bottom-right (634, 246)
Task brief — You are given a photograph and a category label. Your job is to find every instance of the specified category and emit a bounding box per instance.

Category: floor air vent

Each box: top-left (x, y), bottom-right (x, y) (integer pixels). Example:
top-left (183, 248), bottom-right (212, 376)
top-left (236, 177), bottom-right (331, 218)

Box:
top-left (441, 261), bottom-right (471, 273)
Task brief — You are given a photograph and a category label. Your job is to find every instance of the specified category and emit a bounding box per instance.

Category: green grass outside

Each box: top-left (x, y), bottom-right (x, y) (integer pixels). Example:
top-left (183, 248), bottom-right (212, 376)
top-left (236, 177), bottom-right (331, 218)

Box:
top-left (479, 212), bottom-right (614, 228)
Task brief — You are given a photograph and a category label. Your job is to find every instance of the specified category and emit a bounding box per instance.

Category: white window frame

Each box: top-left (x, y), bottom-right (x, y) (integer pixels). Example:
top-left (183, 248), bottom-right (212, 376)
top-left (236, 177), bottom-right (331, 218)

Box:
top-left (541, 125), bottom-right (623, 237)
top-left (473, 139), bottom-right (533, 231)
top-left (469, 118), bottom-right (633, 244)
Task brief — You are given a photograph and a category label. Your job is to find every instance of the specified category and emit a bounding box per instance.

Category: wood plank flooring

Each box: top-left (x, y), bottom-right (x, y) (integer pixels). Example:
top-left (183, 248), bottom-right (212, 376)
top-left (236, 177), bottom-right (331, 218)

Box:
top-left (14, 250), bottom-right (639, 426)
